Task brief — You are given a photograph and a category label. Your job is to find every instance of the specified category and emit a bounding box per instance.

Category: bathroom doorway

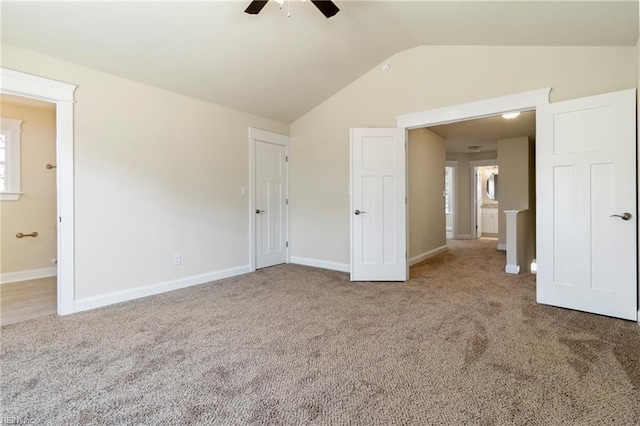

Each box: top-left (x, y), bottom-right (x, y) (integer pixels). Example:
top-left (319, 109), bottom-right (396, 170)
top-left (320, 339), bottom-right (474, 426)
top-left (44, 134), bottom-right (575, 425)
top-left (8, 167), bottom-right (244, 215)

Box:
top-left (472, 164), bottom-right (499, 240)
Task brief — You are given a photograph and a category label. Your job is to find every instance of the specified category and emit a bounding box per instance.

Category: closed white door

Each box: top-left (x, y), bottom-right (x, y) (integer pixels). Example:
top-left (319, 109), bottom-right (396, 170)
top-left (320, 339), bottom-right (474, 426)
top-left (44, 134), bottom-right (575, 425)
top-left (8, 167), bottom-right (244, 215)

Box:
top-left (350, 128), bottom-right (407, 281)
top-left (255, 141), bottom-right (287, 269)
top-left (537, 89), bottom-right (637, 320)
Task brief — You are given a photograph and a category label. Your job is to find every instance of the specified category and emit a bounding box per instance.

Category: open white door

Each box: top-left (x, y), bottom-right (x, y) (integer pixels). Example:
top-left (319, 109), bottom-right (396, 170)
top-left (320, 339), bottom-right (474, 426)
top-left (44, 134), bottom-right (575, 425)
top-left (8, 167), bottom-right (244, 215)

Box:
top-left (350, 128), bottom-right (407, 281)
top-left (255, 140), bottom-right (288, 269)
top-left (537, 89), bottom-right (637, 320)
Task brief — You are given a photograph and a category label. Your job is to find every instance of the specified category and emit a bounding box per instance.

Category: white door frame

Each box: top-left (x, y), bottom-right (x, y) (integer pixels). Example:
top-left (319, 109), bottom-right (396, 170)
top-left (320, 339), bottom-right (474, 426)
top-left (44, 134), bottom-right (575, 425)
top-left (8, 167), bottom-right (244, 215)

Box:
top-left (397, 88), bottom-right (550, 246)
top-left (1, 68), bottom-right (76, 315)
top-left (445, 160), bottom-right (458, 239)
top-left (469, 160), bottom-right (498, 240)
top-left (248, 127), bottom-right (290, 272)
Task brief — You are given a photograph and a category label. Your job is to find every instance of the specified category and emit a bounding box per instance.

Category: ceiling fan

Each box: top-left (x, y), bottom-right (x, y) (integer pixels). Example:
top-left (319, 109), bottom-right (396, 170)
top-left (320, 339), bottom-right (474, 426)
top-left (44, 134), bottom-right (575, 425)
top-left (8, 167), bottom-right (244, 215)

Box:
top-left (244, 0), bottom-right (340, 18)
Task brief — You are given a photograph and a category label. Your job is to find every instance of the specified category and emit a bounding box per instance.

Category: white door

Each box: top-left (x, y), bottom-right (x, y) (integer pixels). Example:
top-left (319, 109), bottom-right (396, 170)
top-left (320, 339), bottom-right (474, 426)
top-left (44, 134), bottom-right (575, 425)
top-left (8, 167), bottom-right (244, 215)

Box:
top-left (537, 89), bottom-right (637, 320)
top-left (255, 141), bottom-right (287, 269)
top-left (350, 128), bottom-right (407, 281)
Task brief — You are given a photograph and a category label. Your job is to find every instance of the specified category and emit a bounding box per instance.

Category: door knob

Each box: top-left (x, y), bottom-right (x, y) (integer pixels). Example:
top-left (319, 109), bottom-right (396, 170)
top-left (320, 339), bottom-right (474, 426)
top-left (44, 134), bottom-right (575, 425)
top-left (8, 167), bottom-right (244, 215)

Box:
top-left (354, 209), bottom-right (366, 215)
top-left (610, 212), bottom-right (632, 221)
top-left (256, 209), bottom-right (265, 214)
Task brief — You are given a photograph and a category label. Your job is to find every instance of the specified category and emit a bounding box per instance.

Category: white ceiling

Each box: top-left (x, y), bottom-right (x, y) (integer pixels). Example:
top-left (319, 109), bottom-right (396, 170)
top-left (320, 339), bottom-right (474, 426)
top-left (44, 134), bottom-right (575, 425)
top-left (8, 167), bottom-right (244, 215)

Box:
top-left (429, 110), bottom-right (536, 153)
top-left (1, 1), bottom-right (637, 123)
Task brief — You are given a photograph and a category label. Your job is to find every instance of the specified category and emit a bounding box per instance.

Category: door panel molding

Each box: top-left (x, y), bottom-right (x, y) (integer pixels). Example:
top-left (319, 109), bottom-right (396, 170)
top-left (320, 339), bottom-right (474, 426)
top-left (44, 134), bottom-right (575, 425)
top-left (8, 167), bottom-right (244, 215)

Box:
top-left (350, 127), bottom-right (408, 281)
top-left (537, 89), bottom-right (637, 320)
top-left (248, 128), bottom-right (290, 272)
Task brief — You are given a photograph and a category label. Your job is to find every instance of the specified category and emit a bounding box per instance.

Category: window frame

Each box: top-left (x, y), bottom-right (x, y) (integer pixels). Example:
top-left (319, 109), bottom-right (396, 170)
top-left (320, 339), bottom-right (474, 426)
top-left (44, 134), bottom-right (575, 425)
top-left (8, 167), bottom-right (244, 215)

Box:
top-left (0, 117), bottom-right (23, 201)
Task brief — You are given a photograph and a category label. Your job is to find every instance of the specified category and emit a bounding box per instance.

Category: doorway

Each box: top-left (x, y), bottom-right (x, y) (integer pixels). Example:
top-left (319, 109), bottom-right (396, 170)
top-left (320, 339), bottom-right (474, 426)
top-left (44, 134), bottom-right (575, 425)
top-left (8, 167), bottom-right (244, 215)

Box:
top-left (248, 128), bottom-right (290, 271)
top-left (472, 163), bottom-right (499, 240)
top-left (396, 87), bottom-right (637, 321)
top-left (0, 95), bottom-right (58, 325)
top-left (0, 67), bottom-right (76, 316)
top-left (444, 162), bottom-right (456, 239)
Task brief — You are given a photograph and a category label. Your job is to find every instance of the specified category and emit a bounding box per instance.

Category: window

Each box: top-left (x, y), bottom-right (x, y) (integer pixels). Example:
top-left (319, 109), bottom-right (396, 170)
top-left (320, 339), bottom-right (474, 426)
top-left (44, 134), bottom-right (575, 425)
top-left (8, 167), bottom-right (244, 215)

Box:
top-left (0, 117), bottom-right (23, 201)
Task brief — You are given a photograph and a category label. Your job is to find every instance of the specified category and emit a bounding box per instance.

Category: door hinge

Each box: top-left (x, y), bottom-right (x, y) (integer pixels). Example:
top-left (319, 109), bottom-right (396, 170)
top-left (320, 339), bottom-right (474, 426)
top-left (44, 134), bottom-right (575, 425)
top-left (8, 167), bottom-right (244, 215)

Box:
top-left (286, 241), bottom-right (289, 248)
top-left (286, 198), bottom-right (289, 205)
top-left (405, 197), bottom-right (407, 204)
top-left (285, 156), bottom-right (288, 162)
top-left (59, 216), bottom-right (62, 223)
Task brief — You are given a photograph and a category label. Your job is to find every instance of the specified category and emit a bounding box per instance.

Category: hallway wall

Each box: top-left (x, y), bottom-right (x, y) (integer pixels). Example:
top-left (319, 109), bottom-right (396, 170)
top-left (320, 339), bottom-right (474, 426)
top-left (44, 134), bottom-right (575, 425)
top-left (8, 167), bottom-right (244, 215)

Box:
top-left (408, 128), bottom-right (446, 260)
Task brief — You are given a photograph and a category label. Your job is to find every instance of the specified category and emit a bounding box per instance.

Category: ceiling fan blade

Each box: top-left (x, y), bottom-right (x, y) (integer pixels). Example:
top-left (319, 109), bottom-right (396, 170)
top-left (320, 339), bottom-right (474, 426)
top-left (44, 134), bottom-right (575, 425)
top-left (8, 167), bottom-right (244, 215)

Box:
top-left (310, 0), bottom-right (340, 18)
top-left (245, 0), bottom-right (269, 15)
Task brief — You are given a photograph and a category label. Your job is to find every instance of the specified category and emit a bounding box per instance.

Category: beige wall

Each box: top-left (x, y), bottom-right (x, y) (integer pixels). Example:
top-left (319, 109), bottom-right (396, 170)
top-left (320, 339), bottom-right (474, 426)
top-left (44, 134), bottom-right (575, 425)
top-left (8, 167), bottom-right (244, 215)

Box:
top-left (497, 137), bottom-right (534, 248)
top-left (408, 128), bottom-right (446, 259)
top-left (1, 44), bottom-right (289, 300)
top-left (290, 45), bottom-right (635, 265)
top-left (445, 151), bottom-right (497, 237)
top-left (1, 100), bottom-right (57, 273)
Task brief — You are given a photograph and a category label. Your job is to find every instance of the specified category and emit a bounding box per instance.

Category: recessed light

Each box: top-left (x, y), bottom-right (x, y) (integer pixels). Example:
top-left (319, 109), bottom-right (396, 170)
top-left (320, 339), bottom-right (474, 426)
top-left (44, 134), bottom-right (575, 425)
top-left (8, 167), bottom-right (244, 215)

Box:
top-left (502, 112), bottom-right (520, 119)
top-left (381, 64), bottom-right (391, 73)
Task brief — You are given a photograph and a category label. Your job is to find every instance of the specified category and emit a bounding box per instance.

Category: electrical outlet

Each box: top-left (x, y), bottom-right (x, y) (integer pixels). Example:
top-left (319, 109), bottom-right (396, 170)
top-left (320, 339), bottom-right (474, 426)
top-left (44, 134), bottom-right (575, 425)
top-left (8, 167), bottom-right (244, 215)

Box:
top-left (173, 254), bottom-right (181, 266)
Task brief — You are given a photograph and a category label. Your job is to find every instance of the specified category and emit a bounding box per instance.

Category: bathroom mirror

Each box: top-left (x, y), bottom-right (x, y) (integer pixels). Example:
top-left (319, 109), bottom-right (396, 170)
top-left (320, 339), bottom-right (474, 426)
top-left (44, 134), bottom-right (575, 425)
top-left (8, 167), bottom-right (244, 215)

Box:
top-left (486, 173), bottom-right (498, 201)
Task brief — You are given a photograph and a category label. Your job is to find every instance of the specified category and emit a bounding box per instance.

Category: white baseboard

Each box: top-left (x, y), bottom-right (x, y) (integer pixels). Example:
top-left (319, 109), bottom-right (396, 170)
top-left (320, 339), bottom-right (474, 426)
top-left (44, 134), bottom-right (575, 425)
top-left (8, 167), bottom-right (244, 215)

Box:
top-left (289, 256), bottom-right (350, 273)
top-left (497, 244), bottom-right (507, 251)
top-left (456, 234), bottom-right (473, 240)
top-left (505, 264), bottom-right (520, 274)
top-left (409, 245), bottom-right (448, 266)
top-left (0, 267), bottom-right (57, 284)
top-left (74, 265), bottom-right (251, 313)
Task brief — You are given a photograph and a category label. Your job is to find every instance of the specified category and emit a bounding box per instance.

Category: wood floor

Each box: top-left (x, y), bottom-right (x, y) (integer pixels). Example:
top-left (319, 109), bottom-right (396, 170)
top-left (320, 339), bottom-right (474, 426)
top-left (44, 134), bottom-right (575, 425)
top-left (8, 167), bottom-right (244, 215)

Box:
top-left (0, 277), bottom-right (57, 326)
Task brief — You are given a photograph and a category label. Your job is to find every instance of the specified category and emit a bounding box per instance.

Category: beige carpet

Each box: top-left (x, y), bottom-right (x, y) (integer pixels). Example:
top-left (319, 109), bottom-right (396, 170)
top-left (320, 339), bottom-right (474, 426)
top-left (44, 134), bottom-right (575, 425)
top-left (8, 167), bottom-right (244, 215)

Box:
top-left (1, 239), bottom-right (639, 424)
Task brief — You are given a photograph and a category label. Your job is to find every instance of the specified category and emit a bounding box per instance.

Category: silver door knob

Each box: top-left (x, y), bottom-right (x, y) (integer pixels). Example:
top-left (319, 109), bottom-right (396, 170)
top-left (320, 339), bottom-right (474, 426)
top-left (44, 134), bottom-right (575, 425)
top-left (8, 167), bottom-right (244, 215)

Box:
top-left (354, 209), bottom-right (366, 215)
top-left (256, 209), bottom-right (265, 214)
top-left (610, 212), bottom-right (632, 221)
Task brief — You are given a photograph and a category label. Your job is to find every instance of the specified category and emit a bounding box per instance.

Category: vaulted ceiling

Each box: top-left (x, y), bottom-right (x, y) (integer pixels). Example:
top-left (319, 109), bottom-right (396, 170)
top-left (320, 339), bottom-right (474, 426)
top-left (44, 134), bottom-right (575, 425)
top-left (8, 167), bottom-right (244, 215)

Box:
top-left (2, 1), bottom-right (637, 123)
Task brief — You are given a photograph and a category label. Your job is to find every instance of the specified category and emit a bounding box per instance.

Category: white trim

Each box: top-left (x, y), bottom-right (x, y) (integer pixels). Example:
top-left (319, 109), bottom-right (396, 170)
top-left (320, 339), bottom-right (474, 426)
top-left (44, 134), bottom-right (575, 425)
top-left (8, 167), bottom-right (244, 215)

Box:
top-left (1, 67), bottom-right (77, 315)
top-left (0, 117), bottom-right (23, 198)
top-left (497, 244), bottom-right (507, 251)
top-left (0, 267), bottom-right (57, 284)
top-left (505, 264), bottom-right (520, 274)
top-left (396, 88), bottom-right (551, 129)
top-left (0, 192), bottom-right (22, 201)
top-left (248, 127), bottom-right (291, 272)
top-left (637, 310), bottom-right (639, 327)
top-left (445, 160), bottom-right (458, 239)
top-left (456, 234), bottom-right (473, 240)
top-left (290, 256), bottom-right (350, 273)
top-left (0, 68), bottom-right (76, 103)
top-left (74, 265), bottom-right (250, 313)
top-left (409, 245), bottom-right (448, 266)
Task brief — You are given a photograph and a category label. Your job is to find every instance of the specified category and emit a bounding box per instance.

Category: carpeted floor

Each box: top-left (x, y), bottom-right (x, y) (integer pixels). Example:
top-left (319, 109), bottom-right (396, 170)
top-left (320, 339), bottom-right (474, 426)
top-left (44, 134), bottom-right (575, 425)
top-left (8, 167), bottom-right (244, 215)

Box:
top-left (1, 239), bottom-right (639, 425)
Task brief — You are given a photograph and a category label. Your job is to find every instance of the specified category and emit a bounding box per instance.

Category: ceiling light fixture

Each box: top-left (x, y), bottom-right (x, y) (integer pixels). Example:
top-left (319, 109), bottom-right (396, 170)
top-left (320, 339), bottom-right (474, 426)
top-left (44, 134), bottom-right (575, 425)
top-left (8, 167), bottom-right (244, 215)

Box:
top-left (502, 112), bottom-right (521, 119)
top-left (468, 145), bottom-right (482, 153)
